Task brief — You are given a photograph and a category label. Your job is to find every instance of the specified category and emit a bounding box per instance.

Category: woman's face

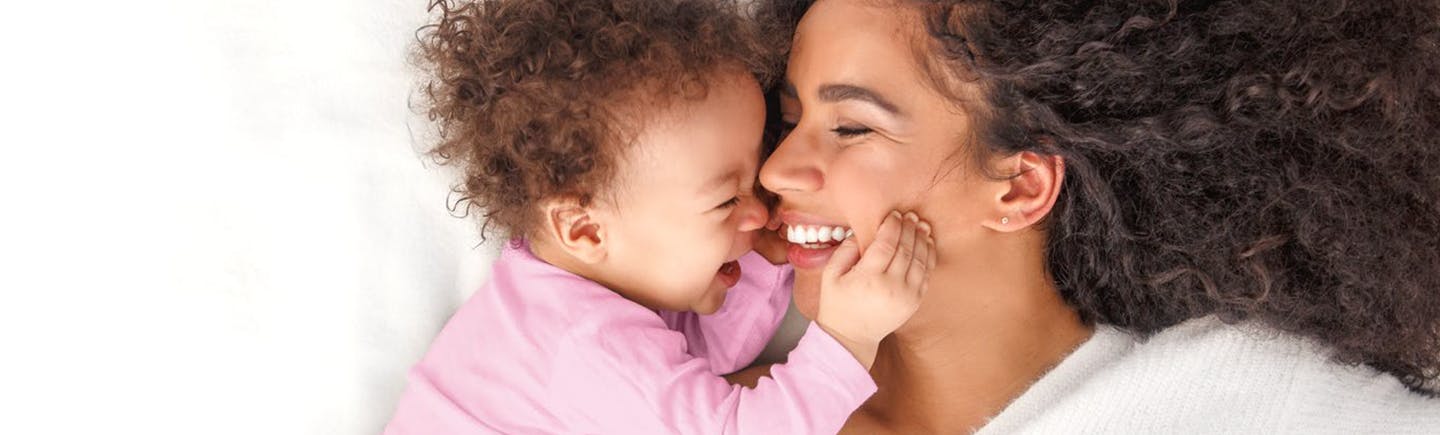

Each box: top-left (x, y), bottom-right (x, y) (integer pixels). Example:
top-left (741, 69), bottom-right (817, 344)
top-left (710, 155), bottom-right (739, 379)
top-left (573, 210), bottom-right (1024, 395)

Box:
top-left (761, 0), bottom-right (998, 318)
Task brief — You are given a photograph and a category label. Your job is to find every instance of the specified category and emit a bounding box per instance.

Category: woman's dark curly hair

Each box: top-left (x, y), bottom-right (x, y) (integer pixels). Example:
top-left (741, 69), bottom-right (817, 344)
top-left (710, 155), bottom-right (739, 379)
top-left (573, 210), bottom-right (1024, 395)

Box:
top-left (416, 0), bottom-right (770, 240)
top-left (761, 0), bottom-right (1440, 392)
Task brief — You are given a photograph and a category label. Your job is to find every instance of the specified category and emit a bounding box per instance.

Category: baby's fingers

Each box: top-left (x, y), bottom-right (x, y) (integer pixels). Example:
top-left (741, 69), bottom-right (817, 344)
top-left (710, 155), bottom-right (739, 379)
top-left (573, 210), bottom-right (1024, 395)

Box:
top-left (906, 221), bottom-right (934, 289)
top-left (856, 211), bottom-right (903, 273)
top-left (886, 212), bottom-right (920, 275)
top-left (822, 237), bottom-right (862, 284)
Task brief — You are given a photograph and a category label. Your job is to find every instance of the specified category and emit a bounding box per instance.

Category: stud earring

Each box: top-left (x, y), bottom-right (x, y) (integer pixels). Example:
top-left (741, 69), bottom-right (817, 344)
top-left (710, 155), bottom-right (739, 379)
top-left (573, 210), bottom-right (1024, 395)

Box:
top-left (1001, 216), bottom-right (1010, 225)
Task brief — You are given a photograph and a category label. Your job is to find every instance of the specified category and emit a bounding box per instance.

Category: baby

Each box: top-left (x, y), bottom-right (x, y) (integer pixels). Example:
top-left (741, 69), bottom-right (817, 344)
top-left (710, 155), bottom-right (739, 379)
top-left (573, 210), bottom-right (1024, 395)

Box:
top-left (385, 0), bottom-right (933, 433)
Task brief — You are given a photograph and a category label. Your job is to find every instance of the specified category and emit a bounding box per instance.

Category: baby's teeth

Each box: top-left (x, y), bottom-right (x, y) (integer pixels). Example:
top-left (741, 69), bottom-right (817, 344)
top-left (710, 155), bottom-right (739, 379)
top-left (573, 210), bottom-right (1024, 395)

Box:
top-left (817, 226), bottom-right (832, 242)
top-left (831, 227), bottom-right (844, 241)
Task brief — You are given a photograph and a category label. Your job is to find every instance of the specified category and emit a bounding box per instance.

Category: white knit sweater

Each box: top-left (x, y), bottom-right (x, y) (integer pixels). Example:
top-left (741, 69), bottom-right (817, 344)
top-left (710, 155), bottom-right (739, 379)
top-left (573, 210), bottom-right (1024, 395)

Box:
top-left (976, 317), bottom-right (1440, 434)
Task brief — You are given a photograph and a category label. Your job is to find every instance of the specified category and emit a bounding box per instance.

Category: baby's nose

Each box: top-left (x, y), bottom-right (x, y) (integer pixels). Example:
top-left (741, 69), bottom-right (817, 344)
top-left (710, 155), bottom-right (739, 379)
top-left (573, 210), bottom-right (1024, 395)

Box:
top-left (736, 195), bottom-right (769, 232)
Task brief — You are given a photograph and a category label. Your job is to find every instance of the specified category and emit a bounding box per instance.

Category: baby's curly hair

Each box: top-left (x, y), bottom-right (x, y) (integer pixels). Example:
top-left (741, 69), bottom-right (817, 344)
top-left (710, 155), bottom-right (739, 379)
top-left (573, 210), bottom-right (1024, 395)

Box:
top-left (762, 0), bottom-right (1440, 392)
top-left (416, 0), bottom-right (771, 240)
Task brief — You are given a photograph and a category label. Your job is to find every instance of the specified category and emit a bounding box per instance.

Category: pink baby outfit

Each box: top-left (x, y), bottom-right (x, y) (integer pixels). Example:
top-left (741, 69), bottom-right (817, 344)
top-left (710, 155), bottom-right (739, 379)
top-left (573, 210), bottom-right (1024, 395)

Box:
top-left (383, 242), bottom-right (876, 434)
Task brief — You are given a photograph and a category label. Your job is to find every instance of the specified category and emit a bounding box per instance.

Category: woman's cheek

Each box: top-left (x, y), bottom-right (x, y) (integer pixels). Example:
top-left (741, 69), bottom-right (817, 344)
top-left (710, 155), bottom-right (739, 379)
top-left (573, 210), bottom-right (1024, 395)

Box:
top-left (831, 153), bottom-right (901, 245)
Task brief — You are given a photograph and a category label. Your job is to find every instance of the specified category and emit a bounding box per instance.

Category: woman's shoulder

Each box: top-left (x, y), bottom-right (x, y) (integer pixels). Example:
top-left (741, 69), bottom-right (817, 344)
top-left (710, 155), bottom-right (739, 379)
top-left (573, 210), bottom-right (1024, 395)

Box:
top-left (979, 317), bottom-right (1440, 433)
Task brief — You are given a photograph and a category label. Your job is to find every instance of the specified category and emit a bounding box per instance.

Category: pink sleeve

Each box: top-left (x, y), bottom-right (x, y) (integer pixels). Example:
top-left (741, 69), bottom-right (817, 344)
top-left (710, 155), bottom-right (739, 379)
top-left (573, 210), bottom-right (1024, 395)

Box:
top-left (549, 321), bottom-right (876, 434)
top-left (658, 252), bottom-right (792, 375)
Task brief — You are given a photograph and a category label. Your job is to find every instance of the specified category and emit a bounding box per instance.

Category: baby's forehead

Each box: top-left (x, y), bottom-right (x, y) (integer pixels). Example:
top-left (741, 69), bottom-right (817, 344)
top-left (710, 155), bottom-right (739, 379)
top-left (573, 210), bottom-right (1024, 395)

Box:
top-left (597, 70), bottom-right (766, 193)
top-left (620, 125), bottom-right (759, 183)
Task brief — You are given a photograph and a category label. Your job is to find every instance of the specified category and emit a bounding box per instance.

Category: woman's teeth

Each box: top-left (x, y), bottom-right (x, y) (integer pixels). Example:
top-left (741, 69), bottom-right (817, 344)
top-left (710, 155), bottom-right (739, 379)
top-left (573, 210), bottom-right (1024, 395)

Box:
top-left (785, 224), bottom-right (853, 247)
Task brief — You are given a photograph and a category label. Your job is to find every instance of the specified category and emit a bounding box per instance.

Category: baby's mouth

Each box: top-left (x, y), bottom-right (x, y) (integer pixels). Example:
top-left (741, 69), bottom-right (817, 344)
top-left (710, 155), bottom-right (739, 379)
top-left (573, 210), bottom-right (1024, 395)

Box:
top-left (715, 259), bottom-right (742, 287)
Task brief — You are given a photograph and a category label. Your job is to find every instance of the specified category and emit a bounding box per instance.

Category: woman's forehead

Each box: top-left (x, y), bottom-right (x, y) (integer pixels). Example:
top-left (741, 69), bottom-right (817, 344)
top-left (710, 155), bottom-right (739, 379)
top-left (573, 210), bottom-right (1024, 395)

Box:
top-left (795, 0), bottom-right (912, 50)
top-left (789, 1), bottom-right (930, 90)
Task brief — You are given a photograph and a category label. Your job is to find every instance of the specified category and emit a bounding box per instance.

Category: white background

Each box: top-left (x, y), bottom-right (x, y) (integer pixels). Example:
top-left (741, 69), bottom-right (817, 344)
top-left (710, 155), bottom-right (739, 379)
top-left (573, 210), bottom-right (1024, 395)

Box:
top-left (0, 1), bottom-right (496, 433)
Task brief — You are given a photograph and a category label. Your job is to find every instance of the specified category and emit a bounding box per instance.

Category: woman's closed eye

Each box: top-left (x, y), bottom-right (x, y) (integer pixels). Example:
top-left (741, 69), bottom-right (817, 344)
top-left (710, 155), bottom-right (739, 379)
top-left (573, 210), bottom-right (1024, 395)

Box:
top-left (832, 125), bottom-right (873, 138)
top-left (776, 118), bottom-right (874, 139)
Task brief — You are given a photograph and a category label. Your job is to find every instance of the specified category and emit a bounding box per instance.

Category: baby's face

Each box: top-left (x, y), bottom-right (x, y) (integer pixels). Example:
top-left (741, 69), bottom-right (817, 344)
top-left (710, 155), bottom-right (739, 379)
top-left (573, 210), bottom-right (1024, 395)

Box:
top-left (593, 71), bottom-right (769, 314)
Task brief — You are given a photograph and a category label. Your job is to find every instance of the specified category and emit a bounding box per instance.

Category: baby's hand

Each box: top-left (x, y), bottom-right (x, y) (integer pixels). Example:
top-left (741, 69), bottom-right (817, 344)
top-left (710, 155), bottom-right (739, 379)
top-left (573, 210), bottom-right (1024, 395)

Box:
top-left (815, 211), bottom-right (934, 369)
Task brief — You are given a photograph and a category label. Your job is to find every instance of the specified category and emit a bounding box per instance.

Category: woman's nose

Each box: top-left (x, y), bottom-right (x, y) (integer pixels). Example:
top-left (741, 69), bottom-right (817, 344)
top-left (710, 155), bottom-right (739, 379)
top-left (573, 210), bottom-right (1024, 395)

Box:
top-left (759, 130), bottom-right (824, 194)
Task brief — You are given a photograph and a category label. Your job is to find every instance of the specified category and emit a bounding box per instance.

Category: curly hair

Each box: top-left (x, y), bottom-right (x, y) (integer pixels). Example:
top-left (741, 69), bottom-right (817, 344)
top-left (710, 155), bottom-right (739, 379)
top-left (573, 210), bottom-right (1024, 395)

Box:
top-left (761, 0), bottom-right (1440, 392)
top-left (415, 0), bottom-right (771, 241)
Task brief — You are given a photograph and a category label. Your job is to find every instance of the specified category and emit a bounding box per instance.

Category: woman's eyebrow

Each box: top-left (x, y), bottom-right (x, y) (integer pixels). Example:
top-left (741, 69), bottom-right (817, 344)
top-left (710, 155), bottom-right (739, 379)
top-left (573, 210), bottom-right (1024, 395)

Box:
top-left (779, 79), bottom-right (905, 118)
top-left (818, 84), bottom-right (903, 116)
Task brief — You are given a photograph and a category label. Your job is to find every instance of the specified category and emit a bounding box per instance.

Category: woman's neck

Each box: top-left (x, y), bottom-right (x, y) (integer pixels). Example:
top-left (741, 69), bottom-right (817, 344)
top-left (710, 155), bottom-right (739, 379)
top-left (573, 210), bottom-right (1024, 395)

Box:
top-left (854, 235), bottom-right (1093, 433)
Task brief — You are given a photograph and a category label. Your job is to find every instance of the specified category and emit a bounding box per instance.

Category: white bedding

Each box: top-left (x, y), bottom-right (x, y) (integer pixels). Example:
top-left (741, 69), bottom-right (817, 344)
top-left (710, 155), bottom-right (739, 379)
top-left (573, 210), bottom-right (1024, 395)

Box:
top-left (2, 1), bottom-right (494, 433)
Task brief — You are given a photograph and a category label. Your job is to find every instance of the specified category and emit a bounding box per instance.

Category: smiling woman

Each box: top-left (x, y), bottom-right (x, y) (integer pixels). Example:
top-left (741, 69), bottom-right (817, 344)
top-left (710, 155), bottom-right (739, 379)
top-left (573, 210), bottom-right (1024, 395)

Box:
top-left (756, 0), bottom-right (1440, 432)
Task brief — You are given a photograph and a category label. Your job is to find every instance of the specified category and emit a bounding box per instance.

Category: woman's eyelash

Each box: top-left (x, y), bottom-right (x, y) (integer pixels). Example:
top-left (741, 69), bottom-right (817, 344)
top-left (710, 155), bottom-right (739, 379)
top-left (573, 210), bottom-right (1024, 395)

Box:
top-left (717, 197), bottom-right (741, 209)
top-left (832, 126), bottom-right (873, 137)
top-left (775, 120), bottom-right (871, 138)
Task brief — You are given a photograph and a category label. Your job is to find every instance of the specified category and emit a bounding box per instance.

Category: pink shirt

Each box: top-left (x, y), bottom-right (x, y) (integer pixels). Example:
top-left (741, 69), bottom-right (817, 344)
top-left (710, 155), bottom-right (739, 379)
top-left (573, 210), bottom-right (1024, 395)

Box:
top-left (384, 242), bottom-right (876, 434)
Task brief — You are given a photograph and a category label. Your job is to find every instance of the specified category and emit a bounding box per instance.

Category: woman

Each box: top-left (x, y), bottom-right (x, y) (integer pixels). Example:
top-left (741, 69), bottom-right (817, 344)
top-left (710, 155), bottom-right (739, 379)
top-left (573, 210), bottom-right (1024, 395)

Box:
top-left (754, 0), bottom-right (1440, 432)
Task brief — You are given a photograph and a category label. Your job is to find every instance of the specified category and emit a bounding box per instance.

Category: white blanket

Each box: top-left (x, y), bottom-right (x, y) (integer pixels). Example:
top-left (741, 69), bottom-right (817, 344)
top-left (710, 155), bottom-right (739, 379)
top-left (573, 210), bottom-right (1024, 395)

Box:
top-left (1, 1), bottom-right (495, 433)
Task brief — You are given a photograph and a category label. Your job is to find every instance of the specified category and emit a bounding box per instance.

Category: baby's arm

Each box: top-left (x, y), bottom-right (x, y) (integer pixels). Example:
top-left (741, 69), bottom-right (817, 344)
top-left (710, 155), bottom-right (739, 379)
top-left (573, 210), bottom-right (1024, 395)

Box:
top-left (549, 212), bottom-right (934, 433)
top-left (657, 252), bottom-right (793, 375)
top-left (549, 319), bottom-right (875, 434)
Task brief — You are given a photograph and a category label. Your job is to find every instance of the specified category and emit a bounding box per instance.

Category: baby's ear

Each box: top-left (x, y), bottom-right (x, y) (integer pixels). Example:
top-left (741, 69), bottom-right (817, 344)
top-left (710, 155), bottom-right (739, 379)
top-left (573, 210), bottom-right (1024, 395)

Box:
top-left (540, 197), bottom-right (607, 264)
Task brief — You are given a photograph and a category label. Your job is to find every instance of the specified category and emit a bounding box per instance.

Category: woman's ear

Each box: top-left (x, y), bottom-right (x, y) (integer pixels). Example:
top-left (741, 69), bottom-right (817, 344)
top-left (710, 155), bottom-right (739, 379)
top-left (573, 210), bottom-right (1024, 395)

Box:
top-left (540, 198), bottom-right (608, 264)
top-left (983, 151), bottom-right (1065, 233)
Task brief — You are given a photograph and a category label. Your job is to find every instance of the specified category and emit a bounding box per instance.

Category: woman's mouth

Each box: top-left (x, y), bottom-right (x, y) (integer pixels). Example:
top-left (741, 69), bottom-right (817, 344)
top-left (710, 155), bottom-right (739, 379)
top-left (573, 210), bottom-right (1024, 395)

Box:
top-left (782, 223), bottom-right (853, 269)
